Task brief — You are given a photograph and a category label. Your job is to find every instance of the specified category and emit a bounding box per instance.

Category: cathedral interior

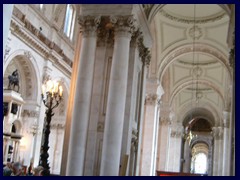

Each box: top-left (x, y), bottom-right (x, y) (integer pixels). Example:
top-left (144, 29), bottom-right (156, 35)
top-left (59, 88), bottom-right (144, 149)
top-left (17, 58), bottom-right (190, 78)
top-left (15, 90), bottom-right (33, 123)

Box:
top-left (3, 4), bottom-right (235, 176)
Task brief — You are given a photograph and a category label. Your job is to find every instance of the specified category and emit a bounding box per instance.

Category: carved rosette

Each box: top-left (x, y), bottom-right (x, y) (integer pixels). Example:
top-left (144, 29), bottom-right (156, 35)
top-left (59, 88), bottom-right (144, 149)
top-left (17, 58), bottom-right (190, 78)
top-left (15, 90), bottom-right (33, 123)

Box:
top-left (78, 15), bottom-right (101, 37)
top-left (189, 25), bottom-right (203, 40)
top-left (110, 15), bottom-right (135, 38)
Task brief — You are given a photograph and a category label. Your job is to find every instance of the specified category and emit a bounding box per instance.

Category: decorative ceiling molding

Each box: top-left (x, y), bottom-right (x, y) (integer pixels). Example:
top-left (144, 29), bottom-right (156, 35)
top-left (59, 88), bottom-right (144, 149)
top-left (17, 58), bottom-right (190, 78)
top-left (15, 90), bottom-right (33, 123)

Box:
top-left (169, 79), bottom-right (224, 107)
top-left (188, 25), bottom-right (203, 40)
top-left (177, 59), bottom-right (218, 66)
top-left (159, 9), bottom-right (226, 24)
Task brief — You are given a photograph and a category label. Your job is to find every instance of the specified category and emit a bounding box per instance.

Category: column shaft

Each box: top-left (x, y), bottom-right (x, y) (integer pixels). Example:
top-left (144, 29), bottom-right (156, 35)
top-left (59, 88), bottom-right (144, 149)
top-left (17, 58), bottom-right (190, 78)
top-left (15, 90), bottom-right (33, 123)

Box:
top-left (222, 111), bottom-right (231, 175)
top-left (100, 18), bottom-right (132, 175)
top-left (66, 16), bottom-right (100, 176)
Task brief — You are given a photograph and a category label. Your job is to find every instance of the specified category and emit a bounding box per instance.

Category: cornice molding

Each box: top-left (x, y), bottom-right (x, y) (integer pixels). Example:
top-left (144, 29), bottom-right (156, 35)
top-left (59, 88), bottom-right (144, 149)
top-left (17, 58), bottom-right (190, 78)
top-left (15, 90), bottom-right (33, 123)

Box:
top-left (10, 7), bottom-right (72, 77)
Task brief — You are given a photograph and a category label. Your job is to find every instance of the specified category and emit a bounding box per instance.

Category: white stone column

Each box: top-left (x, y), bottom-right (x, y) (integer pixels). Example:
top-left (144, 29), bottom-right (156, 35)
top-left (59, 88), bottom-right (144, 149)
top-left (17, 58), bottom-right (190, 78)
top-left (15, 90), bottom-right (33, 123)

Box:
top-left (222, 111), bottom-right (230, 176)
top-left (183, 137), bottom-right (191, 173)
top-left (66, 16), bottom-right (100, 176)
top-left (157, 117), bottom-right (171, 171)
top-left (140, 93), bottom-right (159, 176)
top-left (3, 136), bottom-right (11, 163)
top-left (212, 126), bottom-right (221, 176)
top-left (166, 120), bottom-right (183, 172)
top-left (120, 31), bottom-right (141, 175)
top-left (100, 16), bottom-right (134, 176)
top-left (217, 127), bottom-right (223, 175)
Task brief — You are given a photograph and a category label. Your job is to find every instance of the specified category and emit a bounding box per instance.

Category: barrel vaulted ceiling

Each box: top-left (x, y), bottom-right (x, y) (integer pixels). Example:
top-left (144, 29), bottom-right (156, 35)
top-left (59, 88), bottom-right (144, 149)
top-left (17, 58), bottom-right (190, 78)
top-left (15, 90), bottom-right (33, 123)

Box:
top-left (147, 4), bottom-right (232, 126)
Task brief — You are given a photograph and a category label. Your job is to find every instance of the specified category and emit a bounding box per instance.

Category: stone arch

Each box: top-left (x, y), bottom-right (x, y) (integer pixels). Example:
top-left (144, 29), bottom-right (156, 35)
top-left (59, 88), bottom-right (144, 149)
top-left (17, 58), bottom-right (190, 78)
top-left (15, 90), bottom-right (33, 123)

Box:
top-left (146, 4), bottom-right (231, 23)
top-left (12, 119), bottom-right (22, 134)
top-left (181, 105), bottom-right (218, 128)
top-left (158, 43), bottom-right (232, 83)
top-left (169, 79), bottom-right (225, 108)
top-left (3, 49), bottom-right (41, 102)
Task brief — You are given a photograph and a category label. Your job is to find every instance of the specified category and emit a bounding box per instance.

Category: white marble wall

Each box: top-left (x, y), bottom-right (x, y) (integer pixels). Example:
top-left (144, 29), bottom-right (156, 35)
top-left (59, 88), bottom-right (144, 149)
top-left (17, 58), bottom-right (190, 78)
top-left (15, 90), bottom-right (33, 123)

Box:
top-left (3, 5), bottom-right (71, 174)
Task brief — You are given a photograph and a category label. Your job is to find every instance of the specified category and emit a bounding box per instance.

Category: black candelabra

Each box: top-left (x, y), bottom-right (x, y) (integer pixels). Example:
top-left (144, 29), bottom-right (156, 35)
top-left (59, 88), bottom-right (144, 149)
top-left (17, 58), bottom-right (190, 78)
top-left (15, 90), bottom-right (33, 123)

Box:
top-left (39, 80), bottom-right (63, 176)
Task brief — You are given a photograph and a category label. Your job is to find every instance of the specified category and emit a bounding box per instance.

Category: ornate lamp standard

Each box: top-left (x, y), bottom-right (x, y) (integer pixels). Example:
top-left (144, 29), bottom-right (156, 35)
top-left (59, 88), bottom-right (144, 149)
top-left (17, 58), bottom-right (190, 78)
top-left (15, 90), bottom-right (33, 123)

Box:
top-left (39, 80), bottom-right (63, 175)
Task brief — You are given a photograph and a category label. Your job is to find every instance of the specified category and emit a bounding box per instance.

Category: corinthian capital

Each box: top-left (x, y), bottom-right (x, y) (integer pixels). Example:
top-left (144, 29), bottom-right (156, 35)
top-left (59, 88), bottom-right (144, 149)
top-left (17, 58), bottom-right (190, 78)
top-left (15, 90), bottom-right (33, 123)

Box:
top-left (110, 15), bottom-right (135, 37)
top-left (78, 15), bottom-right (101, 37)
top-left (138, 39), bottom-right (151, 66)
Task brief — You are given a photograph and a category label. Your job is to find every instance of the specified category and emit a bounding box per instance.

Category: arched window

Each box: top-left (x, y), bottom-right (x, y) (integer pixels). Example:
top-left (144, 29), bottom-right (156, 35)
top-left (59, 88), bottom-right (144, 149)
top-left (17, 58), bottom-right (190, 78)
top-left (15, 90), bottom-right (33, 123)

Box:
top-left (63, 4), bottom-right (75, 40)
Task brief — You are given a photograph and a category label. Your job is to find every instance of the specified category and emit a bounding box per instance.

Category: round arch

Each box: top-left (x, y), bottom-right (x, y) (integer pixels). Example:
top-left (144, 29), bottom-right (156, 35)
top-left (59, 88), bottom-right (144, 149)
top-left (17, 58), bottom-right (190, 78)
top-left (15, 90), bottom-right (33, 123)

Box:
top-left (169, 79), bottom-right (225, 107)
top-left (4, 49), bottom-right (41, 102)
top-left (158, 43), bottom-right (232, 83)
top-left (180, 103), bottom-right (219, 127)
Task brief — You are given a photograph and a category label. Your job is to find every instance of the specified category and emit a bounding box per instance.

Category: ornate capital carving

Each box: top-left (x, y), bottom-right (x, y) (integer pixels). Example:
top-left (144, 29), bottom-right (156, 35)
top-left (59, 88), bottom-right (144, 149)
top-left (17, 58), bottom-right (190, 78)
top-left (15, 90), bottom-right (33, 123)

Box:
top-left (145, 93), bottom-right (159, 106)
top-left (78, 15), bottom-right (101, 37)
top-left (130, 29), bottom-right (143, 47)
top-left (110, 15), bottom-right (135, 38)
top-left (138, 36), bottom-right (151, 66)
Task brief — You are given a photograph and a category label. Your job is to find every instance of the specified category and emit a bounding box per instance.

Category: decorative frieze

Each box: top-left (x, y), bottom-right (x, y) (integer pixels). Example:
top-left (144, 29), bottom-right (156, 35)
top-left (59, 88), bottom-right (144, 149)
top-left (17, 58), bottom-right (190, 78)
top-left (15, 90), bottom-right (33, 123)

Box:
top-left (159, 9), bottom-right (225, 24)
top-left (10, 6), bottom-right (73, 75)
top-left (22, 109), bottom-right (39, 118)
